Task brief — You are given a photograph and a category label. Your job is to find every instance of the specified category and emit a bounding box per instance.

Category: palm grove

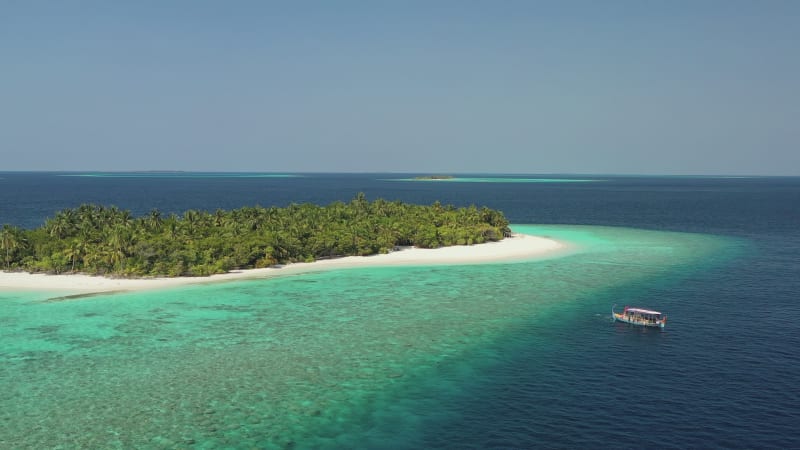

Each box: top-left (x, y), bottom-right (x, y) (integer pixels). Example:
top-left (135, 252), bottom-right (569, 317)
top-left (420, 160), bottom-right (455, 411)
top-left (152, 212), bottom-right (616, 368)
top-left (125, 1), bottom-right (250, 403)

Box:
top-left (0, 195), bottom-right (511, 277)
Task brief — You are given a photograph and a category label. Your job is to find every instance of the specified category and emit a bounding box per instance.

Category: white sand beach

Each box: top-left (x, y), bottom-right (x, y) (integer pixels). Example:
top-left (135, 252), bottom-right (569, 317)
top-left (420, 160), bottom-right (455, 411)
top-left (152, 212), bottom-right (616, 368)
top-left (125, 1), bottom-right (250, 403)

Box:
top-left (0, 233), bottom-right (566, 295)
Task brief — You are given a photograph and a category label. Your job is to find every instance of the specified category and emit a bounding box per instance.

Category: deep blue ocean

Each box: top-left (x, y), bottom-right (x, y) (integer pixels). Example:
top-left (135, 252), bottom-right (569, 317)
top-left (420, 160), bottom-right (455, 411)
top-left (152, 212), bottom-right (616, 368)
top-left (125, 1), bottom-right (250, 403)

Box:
top-left (1, 172), bottom-right (799, 449)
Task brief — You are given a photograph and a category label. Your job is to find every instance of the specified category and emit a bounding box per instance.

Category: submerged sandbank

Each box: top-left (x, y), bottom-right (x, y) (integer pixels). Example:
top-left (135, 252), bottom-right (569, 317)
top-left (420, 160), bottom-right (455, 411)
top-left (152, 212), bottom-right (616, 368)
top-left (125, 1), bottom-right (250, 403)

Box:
top-left (0, 233), bottom-right (567, 295)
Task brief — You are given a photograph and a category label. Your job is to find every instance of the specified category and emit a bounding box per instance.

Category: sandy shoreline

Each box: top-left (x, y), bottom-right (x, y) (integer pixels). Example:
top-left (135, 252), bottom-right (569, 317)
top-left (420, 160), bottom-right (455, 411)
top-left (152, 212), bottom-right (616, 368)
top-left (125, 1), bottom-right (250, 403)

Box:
top-left (0, 233), bottom-right (567, 295)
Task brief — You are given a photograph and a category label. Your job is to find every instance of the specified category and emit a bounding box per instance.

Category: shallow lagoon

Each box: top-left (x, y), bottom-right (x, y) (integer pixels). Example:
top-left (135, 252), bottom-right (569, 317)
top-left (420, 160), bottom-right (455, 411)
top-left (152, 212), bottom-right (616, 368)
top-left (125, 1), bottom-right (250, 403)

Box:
top-left (387, 177), bottom-right (600, 183)
top-left (0, 225), bottom-right (734, 449)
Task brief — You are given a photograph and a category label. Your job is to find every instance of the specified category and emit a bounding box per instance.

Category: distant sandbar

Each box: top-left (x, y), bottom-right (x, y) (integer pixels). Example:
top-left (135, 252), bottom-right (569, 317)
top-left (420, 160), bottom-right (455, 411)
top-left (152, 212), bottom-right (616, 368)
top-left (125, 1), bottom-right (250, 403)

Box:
top-left (389, 177), bottom-right (601, 183)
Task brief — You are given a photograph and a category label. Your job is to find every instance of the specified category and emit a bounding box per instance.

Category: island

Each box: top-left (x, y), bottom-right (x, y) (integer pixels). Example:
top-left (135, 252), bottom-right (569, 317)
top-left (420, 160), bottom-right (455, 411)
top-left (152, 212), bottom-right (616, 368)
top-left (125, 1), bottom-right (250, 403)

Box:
top-left (413, 175), bottom-right (455, 180)
top-left (0, 194), bottom-right (514, 278)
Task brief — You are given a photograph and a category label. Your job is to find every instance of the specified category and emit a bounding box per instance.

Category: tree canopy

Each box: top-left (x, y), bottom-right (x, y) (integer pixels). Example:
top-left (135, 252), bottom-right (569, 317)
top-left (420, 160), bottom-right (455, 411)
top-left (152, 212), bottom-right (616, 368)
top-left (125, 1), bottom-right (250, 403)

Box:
top-left (0, 195), bottom-right (511, 277)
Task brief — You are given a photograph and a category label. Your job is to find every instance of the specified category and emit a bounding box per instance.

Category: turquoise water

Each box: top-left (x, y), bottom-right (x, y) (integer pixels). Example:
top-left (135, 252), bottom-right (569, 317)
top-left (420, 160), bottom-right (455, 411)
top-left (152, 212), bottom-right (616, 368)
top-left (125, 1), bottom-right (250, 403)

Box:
top-left (387, 177), bottom-right (599, 183)
top-left (0, 226), bottom-right (735, 449)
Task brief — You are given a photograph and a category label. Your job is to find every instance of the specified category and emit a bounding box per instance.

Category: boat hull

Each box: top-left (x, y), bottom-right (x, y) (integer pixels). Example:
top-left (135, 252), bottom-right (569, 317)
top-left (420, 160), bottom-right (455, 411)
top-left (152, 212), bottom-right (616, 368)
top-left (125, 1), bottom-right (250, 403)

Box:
top-left (612, 304), bottom-right (667, 329)
top-left (612, 313), bottom-right (665, 329)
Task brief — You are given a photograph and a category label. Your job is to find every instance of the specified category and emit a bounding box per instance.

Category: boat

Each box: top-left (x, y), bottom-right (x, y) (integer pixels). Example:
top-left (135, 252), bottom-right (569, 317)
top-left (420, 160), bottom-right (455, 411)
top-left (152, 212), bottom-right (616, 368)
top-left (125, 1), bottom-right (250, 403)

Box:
top-left (612, 304), bottom-right (667, 329)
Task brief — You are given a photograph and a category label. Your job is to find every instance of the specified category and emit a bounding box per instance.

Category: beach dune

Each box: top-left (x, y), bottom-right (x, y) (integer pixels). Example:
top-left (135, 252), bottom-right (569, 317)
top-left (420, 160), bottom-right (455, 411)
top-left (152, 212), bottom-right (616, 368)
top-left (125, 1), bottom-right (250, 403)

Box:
top-left (0, 233), bottom-right (565, 295)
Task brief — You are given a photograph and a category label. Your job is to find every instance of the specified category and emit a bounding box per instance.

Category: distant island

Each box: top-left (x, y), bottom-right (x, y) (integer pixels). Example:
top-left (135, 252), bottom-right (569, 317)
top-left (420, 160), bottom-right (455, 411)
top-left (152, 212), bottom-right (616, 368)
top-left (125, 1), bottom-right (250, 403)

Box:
top-left (414, 175), bottom-right (455, 180)
top-left (0, 194), bottom-right (510, 278)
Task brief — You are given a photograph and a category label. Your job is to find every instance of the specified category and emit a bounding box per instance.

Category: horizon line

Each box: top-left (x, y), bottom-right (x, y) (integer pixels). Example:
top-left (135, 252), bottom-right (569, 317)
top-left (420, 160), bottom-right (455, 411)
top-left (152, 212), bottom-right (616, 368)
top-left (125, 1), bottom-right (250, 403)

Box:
top-left (1, 170), bottom-right (799, 178)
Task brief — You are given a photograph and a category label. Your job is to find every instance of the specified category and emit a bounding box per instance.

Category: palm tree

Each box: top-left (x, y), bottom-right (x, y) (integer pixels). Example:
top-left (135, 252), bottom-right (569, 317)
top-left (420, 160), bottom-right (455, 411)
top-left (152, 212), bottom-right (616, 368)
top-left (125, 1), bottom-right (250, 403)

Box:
top-left (146, 209), bottom-right (163, 232)
top-left (63, 238), bottom-right (85, 273)
top-left (106, 226), bottom-right (133, 267)
top-left (45, 210), bottom-right (75, 239)
top-left (1, 225), bottom-right (23, 269)
top-left (116, 209), bottom-right (134, 229)
top-left (182, 210), bottom-right (200, 237)
top-left (76, 204), bottom-right (100, 233)
top-left (213, 209), bottom-right (227, 228)
top-left (163, 215), bottom-right (179, 239)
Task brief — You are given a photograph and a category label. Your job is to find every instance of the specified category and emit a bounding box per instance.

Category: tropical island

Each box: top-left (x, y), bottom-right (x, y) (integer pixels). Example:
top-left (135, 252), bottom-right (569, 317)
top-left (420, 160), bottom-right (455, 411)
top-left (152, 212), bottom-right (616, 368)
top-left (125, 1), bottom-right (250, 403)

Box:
top-left (0, 194), bottom-right (512, 278)
top-left (413, 175), bottom-right (455, 180)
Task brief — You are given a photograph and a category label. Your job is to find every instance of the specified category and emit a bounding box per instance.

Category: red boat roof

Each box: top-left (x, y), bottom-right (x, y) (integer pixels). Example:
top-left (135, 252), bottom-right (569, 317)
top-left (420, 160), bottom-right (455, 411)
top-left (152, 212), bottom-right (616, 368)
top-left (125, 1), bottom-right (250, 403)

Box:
top-left (625, 307), bottom-right (662, 315)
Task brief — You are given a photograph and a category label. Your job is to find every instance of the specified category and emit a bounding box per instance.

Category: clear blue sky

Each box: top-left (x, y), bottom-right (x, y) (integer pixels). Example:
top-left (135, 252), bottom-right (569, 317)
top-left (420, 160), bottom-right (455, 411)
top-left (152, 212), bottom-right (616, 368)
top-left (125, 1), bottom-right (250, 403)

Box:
top-left (2, 1), bottom-right (798, 174)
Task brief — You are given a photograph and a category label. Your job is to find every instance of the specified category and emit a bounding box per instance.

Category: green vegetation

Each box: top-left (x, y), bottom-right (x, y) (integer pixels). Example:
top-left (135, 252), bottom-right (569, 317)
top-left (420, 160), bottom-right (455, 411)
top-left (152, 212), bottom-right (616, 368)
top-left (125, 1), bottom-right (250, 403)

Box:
top-left (0, 194), bottom-right (510, 277)
top-left (413, 175), bottom-right (455, 180)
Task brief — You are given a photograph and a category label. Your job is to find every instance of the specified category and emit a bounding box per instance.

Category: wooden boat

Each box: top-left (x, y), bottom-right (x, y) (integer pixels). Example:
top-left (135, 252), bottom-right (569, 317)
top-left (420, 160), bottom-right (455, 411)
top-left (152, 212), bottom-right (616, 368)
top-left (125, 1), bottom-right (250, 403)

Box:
top-left (612, 304), bottom-right (667, 329)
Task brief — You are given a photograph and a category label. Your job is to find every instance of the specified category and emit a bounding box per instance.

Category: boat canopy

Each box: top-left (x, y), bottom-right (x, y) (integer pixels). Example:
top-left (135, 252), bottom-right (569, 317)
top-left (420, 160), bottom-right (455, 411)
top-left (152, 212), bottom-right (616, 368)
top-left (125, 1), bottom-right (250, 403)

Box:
top-left (625, 307), bottom-right (662, 315)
